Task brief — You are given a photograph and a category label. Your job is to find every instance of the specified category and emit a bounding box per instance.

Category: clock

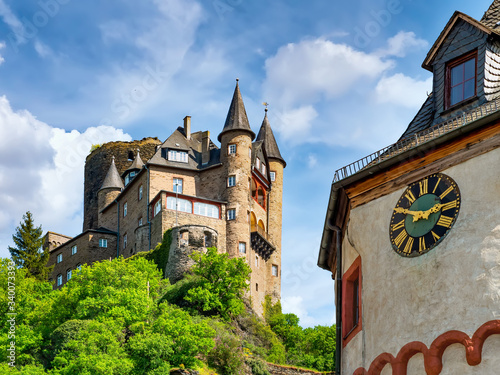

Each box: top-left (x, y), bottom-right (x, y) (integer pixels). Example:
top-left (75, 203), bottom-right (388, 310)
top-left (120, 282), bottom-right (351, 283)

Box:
top-left (389, 173), bottom-right (461, 257)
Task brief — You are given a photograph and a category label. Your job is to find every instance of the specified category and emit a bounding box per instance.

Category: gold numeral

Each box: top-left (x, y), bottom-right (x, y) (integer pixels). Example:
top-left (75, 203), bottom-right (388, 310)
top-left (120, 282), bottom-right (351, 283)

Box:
top-left (432, 177), bottom-right (442, 193)
top-left (394, 230), bottom-right (408, 247)
top-left (391, 219), bottom-right (405, 231)
top-left (437, 215), bottom-right (454, 227)
top-left (405, 191), bottom-right (416, 204)
top-left (419, 237), bottom-right (426, 253)
top-left (419, 179), bottom-right (428, 195)
top-left (441, 200), bottom-right (457, 211)
top-left (403, 237), bottom-right (414, 254)
top-left (439, 186), bottom-right (454, 200)
top-left (431, 231), bottom-right (440, 242)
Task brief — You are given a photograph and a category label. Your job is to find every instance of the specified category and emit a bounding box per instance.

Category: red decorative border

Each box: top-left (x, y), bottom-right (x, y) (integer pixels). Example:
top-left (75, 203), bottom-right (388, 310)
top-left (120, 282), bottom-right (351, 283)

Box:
top-left (353, 320), bottom-right (500, 375)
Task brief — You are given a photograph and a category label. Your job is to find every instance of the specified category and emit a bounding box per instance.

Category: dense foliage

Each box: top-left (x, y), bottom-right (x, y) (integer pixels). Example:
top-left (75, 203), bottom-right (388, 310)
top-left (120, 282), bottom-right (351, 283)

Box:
top-left (1, 245), bottom-right (336, 374)
top-left (8, 212), bottom-right (52, 281)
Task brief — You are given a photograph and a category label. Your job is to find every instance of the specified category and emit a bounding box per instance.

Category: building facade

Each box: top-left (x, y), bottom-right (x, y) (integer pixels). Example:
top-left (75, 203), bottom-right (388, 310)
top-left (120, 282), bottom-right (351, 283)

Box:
top-left (45, 81), bottom-right (286, 316)
top-left (318, 2), bottom-right (500, 375)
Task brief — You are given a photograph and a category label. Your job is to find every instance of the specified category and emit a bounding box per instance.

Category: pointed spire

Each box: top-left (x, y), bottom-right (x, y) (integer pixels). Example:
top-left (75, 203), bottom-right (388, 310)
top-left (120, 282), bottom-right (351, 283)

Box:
top-left (481, 0), bottom-right (500, 29)
top-left (124, 148), bottom-right (144, 174)
top-left (218, 79), bottom-right (256, 142)
top-left (100, 156), bottom-right (124, 190)
top-left (256, 109), bottom-right (286, 167)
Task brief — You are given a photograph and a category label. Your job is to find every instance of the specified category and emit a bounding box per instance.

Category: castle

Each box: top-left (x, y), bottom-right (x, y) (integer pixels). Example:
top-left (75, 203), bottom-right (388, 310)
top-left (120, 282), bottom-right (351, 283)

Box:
top-left (44, 81), bottom-right (286, 315)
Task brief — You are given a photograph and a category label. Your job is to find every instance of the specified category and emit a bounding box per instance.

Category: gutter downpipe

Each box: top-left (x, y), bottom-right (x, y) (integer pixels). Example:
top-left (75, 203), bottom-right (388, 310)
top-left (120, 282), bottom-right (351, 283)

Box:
top-left (117, 200), bottom-right (120, 258)
top-left (145, 165), bottom-right (151, 251)
top-left (328, 222), bottom-right (342, 375)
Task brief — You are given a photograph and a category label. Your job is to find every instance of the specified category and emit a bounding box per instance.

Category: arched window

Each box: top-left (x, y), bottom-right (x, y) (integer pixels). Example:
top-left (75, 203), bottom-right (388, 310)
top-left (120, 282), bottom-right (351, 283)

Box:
top-left (258, 220), bottom-right (265, 232)
top-left (166, 197), bottom-right (192, 213)
top-left (57, 274), bottom-right (63, 286)
top-left (204, 231), bottom-right (212, 247)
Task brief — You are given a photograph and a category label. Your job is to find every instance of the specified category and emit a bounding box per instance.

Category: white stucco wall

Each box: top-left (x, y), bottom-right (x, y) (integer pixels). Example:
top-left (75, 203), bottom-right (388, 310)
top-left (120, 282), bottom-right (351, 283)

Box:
top-left (341, 147), bottom-right (500, 375)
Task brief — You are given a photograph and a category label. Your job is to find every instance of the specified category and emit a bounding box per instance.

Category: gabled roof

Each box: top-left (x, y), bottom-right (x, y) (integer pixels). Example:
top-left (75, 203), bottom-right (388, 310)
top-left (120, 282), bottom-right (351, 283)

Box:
top-left (122, 149), bottom-right (144, 176)
top-left (218, 80), bottom-right (256, 142)
top-left (422, 11), bottom-right (497, 71)
top-left (256, 110), bottom-right (286, 167)
top-left (100, 156), bottom-right (124, 190)
top-left (481, 0), bottom-right (500, 29)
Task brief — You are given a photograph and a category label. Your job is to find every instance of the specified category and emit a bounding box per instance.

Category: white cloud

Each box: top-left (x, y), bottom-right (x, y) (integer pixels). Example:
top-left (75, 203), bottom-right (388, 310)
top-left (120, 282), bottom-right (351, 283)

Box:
top-left (0, 96), bottom-right (131, 259)
top-left (34, 40), bottom-right (53, 58)
top-left (376, 31), bottom-right (428, 58)
top-left (0, 0), bottom-right (26, 44)
top-left (271, 105), bottom-right (317, 142)
top-left (281, 296), bottom-right (317, 328)
top-left (375, 74), bottom-right (432, 108)
top-left (0, 41), bottom-right (5, 64)
top-left (308, 154), bottom-right (317, 168)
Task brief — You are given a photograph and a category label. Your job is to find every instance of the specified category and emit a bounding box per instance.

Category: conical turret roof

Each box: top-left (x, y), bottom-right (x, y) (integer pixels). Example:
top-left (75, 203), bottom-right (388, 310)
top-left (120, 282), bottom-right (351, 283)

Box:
top-left (218, 80), bottom-right (256, 142)
top-left (123, 149), bottom-right (144, 176)
top-left (100, 156), bottom-right (124, 190)
top-left (256, 110), bottom-right (286, 167)
top-left (481, 0), bottom-right (500, 29)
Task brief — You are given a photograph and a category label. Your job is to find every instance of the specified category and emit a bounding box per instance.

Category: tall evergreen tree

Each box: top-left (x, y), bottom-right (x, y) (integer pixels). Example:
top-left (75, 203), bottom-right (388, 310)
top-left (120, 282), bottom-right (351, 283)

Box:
top-left (8, 211), bottom-right (53, 281)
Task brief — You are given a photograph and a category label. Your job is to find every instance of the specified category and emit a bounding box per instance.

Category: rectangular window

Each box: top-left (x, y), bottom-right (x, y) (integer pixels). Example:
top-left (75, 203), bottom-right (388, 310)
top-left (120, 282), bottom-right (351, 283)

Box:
top-left (261, 163), bottom-right (266, 175)
top-left (76, 264), bottom-right (82, 271)
top-left (168, 149), bottom-right (188, 163)
top-left (227, 209), bottom-right (236, 220)
top-left (239, 242), bottom-right (246, 254)
top-left (249, 147), bottom-right (252, 158)
top-left (167, 196), bottom-right (193, 213)
top-left (67, 269), bottom-right (72, 281)
top-left (154, 201), bottom-right (161, 216)
top-left (138, 185), bottom-right (143, 200)
top-left (124, 202), bottom-right (128, 217)
top-left (272, 265), bottom-right (278, 276)
top-left (173, 178), bottom-right (183, 193)
top-left (138, 217), bottom-right (143, 226)
top-left (99, 239), bottom-right (107, 248)
top-left (255, 255), bottom-right (259, 267)
top-left (446, 51), bottom-right (477, 108)
top-left (270, 171), bottom-right (276, 182)
top-left (193, 202), bottom-right (219, 218)
top-left (228, 144), bottom-right (237, 155)
top-left (256, 158), bottom-right (261, 169)
top-left (342, 257), bottom-right (362, 347)
top-left (227, 175), bottom-right (236, 187)
top-left (256, 283), bottom-right (259, 292)
top-left (57, 274), bottom-right (62, 286)
top-left (57, 254), bottom-right (62, 263)
top-left (123, 234), bottom-right (127, 249)
top-left (71, 245), bottom-right (77, 255)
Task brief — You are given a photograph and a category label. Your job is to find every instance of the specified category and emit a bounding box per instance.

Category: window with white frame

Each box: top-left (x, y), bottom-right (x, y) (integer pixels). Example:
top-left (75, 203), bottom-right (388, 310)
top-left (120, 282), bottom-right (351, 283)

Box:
top-left (249, 147), bottom-right (252, 158)
top-left (99, 239), bottom-right (107, 248)
top-left (57, 254), bottom-right (62, 263)
top-left (138, 217), bottom-right (143, 226)
top-left (227, 209), bottom-right (236, 220)
top-left (57, 274), bottom-right (62, 286)
top-left (270, 171), bottom-right (276, 182)
top-left (239, 242), bottom-right (246, 254)
top-left (193, 202), bottom-right (219, 218)
top-left (67, 269), bottom-right (72, 281)
top-left (228, 144), bottom-right (236, 155)
top-left (123, 234), bottom-right (127, 249)
top-left (261, 163), bottom-right (266, 175)
top-left (173, 178), bottom-right (183, 193)
top-left (227, 175), bottom-right (236, 187)
top-left (154, 200), bottom-right (161, 216)
top-left (255, 255), bottom-right (259, 267)
top-left (272, 265), bottom-right (278, 276)
top-left (138, 185), bottom-right (143, 200)
top-left (256, 158), bottom-right (261, 169)
top-left (166, 196), bottom-right (192, 213)
top-left (168, 149), bottom-right (188, 163)
top-left (125, 171), bottom-right (136, 186)
top-left (76, 264), bottom-right (82, 271)
top-left (124, 202), bottom-right (128, 217)
top-left (71, 245), bottom-right (77, 255)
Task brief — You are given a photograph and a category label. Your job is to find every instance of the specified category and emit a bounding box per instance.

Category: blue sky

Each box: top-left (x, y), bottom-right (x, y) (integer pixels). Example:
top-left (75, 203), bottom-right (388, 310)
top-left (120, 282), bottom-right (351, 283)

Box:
top-left (0, 0), bottom-right (495, 327)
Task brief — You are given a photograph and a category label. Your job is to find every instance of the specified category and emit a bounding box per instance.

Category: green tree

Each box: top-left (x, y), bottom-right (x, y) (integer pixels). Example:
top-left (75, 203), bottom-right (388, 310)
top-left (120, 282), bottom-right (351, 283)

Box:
top-left (8, 212), bottom-right (52, 281)
top-left (184, 247), bottom-right (251, 320)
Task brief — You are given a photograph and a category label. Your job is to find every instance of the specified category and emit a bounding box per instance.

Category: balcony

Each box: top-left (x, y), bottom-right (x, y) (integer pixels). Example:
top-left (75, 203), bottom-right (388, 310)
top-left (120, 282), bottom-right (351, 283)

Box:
top-left (250, 225), bottom-right (276, 261)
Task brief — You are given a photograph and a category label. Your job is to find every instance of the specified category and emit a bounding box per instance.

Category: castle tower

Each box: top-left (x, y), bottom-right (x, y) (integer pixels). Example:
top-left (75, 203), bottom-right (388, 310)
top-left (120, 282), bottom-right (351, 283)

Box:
top-left (97, 156), bottom-right (124, 228)
top-left (256, 109), bottom-right (286, 301)
top-left (218, 80), bottom-right (255, 259)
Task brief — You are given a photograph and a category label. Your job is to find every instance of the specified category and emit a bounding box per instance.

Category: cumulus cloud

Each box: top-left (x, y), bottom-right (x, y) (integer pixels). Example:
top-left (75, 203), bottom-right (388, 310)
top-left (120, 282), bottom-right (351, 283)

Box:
top-left (0, 96), bottom-right (131, 258)
top-left (282, 296), bottom-right (317, 328)
top-left (375, 74), bottom-right (432, 108)
top-left (376, 31), bottom-right (428, 58)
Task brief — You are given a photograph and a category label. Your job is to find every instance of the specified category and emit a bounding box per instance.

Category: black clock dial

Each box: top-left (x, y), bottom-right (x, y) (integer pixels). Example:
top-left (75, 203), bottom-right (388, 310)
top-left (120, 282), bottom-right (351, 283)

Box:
top-left (389, 173), bottom-right (461, 257)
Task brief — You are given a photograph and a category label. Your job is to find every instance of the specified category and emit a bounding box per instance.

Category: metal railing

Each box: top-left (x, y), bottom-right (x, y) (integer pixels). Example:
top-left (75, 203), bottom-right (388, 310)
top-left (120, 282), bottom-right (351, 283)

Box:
top-left (251, 225), bottom-right (270, 241)
top-left (333, 97), bottom-right (500, 182)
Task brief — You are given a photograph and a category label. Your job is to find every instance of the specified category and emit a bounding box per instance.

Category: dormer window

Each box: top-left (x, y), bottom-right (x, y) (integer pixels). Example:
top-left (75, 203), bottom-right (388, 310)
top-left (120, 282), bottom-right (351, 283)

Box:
top-left (446, 51), bottom-right (477, 108)
top-left (124, 171), bottom-right (136, 186)
top-left (168, 149), bottom-right (188, 163)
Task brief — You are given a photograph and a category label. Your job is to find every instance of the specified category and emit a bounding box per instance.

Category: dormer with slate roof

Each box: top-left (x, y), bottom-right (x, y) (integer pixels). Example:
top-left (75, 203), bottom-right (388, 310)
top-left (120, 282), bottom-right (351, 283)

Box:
top-left (122, 149), bottom-right (144, 186)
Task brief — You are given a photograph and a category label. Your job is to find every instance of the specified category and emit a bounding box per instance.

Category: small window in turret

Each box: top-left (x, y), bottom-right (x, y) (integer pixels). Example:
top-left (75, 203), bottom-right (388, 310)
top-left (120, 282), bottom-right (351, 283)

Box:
top-left (228, 144), bottom-right (237, 155)
top-left (270, 171), bottom-right (276, 182)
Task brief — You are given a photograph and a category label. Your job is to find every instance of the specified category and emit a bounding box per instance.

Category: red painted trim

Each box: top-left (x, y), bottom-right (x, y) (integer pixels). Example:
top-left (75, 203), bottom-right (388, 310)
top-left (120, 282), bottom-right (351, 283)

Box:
top-left (342, 256), bottom-right (362, 347)
top-left (352, 320), bottom-right (500, 375)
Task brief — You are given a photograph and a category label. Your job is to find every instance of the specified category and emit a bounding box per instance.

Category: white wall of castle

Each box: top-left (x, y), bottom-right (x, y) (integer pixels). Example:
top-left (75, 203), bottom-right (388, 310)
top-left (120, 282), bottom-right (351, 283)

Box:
top-left (341, 146), bottom-right (500, 374)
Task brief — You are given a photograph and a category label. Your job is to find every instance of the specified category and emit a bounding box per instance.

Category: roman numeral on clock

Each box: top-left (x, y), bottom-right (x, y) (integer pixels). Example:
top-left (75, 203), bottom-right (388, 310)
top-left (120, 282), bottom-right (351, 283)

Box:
top-left (394, 230), bottom-right (408, 247)
top-left (437, 215), bottom-right (454, 228)
top-left (391, 219), bottom-right (405, 232)
top-left (441, 200), bottom-right (458, 211)
top-left (419, 179), bottom-right (428, 195)
top-left (405, 191), bottom-right (416, 205)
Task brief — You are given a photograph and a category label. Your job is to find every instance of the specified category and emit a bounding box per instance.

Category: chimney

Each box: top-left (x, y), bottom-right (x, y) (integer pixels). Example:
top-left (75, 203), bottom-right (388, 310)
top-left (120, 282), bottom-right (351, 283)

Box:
top-left (184, 116), bottom-right (191, 140)
top-left (202, 131), bottom-right (210, 165)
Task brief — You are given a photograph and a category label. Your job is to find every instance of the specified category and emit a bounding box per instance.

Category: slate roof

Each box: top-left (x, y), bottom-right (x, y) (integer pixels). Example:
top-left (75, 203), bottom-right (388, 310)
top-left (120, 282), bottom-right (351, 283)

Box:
top-left (148, 127), bottom-right (221, 170)
top-left (481, 0), bottom-right (500, 29)
top-left (256, 110), bottom-right (286, 167)
top-left (218, 80), bottom-right (256, 142)
top-left (122, 150), bottom-right (144, 176)
top-left (398, 94), bottom-right (435, 141)
top-left (100, 157), bottom-right (124, 190)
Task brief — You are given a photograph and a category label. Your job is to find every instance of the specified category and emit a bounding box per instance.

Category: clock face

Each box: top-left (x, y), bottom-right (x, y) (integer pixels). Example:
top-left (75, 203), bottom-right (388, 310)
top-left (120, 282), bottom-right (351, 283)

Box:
top-left (389, 173), bottom-right (461, 257)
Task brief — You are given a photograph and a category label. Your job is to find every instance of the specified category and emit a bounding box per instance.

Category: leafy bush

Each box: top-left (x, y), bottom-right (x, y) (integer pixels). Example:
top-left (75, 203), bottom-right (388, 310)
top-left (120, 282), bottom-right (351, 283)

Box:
top-left (206, 330), bottom-right (245, 375)
top-left (247, 357), bottom-right (270, 375)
